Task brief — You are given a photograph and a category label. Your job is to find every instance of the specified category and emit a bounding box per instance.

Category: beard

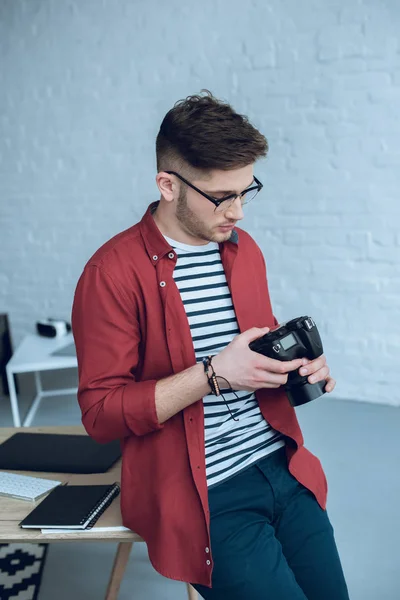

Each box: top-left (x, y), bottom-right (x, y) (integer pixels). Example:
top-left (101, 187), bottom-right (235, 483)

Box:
top-left (175, 186), bottom-right (234, 243)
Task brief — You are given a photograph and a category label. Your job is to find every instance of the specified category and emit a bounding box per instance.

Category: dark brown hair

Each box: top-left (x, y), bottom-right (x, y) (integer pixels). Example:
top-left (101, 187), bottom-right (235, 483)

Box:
top-left (156, 90), bottom-right (268, 177)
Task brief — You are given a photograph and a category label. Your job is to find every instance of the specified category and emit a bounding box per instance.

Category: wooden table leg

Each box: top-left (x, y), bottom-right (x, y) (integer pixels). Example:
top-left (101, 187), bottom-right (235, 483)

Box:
top-left (105, 541), bottom-right (134, 600)
top-left (186, 583), bottom-right (199, 599)
top-left (104, 541), bottom-right (199, 600)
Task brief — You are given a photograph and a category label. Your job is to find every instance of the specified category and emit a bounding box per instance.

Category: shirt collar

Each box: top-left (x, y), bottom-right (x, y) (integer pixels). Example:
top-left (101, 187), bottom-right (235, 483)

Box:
top-left (139, 201), bottom-right (238, 264)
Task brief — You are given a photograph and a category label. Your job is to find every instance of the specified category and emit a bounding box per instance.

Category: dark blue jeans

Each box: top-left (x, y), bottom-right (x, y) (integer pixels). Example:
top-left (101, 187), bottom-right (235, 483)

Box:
top-left (191, 446), bottom-right (350, 600)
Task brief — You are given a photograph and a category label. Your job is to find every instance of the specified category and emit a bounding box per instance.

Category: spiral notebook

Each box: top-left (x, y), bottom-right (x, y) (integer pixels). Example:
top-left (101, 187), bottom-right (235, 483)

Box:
top-left (19, 483), bottom-right (120, 530)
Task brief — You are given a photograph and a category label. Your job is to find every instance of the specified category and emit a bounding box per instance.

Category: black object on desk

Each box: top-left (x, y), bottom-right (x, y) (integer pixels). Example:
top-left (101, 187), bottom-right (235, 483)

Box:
top-left (19, 482), bottom-right (120, 529)
top-left (0, 313), bottom-right (17, 396)
top-left (0, 433), bottom-right (121, 473)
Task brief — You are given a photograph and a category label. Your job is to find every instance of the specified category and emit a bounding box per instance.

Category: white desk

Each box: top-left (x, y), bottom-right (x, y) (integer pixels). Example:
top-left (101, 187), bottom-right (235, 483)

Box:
top-left (5, 333), bottom-right (78, 427)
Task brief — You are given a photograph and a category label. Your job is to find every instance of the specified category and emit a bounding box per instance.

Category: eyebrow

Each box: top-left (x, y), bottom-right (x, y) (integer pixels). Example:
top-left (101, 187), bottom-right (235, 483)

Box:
top-left (204, 178), bottom-right (255, 195)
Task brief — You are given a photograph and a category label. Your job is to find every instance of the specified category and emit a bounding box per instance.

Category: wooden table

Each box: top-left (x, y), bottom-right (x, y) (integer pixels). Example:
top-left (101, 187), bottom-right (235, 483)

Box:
top-left (0, 426), bottom-right (198, 600)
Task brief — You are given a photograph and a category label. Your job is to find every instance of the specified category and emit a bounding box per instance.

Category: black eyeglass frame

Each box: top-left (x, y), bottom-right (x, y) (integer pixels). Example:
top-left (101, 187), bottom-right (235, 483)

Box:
top-left (165, 170), bottom-right (263, 210)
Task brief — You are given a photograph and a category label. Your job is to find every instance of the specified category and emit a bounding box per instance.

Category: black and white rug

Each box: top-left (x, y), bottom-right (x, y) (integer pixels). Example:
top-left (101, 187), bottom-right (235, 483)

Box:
top-left (0, 543), bottom-right (48, 600)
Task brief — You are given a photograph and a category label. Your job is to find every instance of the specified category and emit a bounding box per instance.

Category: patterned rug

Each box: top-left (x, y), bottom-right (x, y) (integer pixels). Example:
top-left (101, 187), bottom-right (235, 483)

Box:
top-left (0, 543), bottom-right (48, 600)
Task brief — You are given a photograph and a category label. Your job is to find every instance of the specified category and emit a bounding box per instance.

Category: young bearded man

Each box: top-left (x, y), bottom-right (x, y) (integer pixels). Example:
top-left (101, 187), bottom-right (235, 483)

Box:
top-left (71, 91), bottom-right (350, 600)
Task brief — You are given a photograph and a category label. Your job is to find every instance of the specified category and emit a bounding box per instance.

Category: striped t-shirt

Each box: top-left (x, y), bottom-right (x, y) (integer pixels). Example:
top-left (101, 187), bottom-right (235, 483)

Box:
top-left (164, 235), bottom-right (286, 489)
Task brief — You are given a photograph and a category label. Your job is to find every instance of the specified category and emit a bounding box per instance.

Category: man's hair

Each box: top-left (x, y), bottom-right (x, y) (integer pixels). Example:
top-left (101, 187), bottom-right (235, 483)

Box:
top-left (156, 90), bottom-right (268, 177)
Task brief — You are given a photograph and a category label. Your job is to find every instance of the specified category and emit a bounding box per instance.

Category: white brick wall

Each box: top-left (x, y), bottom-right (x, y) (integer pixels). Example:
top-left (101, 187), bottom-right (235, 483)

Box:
top-left (0, 0), bottom-right (399, 406)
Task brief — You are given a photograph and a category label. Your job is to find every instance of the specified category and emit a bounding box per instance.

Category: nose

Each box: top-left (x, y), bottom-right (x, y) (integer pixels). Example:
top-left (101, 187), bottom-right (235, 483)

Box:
top-left (224, 196), bottom-right (244, 221)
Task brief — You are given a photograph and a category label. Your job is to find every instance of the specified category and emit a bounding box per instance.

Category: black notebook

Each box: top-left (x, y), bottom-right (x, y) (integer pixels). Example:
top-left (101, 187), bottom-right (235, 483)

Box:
top-left (0, 433), bottom-right (121, 473)
top-left (19, 483), bottom-right (120, 529)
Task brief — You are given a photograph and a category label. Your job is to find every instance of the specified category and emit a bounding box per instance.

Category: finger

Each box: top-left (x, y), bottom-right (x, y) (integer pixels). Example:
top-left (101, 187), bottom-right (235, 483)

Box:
top-left (307, 366), bottom-right (330, 384)
top-left (325, 377), bottom-right (336, 393)
top-left (256, 355), bottom-right (305, 374)
top-left (299, 356), bottom-right (326, 376)
top-left (253, 369), bottom-right (289, 387)
top-left (307, 353), bottom-right (326, 365)
top-left (244, 326), bottom-right (270, 343)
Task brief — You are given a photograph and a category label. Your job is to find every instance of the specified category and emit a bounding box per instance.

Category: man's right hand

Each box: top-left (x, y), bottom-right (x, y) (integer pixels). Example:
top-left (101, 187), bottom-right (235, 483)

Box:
top-left (212, 327), bottom-right (307, 392)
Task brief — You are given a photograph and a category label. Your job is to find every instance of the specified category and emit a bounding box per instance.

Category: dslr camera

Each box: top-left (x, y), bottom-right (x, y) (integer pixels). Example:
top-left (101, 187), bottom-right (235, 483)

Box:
top-left (249, 316), bottom-right (326, 407)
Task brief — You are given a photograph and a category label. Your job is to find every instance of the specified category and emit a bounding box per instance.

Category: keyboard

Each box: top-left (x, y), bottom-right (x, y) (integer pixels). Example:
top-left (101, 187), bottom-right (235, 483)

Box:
top-left (0, 471), bottom-right (63, 502)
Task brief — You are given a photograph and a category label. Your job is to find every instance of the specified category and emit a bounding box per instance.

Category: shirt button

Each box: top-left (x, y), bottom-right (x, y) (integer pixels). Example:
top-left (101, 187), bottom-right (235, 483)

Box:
top-left (206, 560), bottom-right (211, 566)
top-left (152, 255), bottom-right (158, 261)
top-left (205, 547), bottom-right (210, 553)
top-left (168, 252), bottom-right (175, 259)
top-left (159, 281), bottom-right (166, 287)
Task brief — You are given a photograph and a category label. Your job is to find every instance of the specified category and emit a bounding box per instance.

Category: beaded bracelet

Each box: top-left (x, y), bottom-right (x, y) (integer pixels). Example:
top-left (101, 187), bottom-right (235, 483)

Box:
top-left (202, 355), bottom-right (239, 422)
top-left (202, 355), bottom-right (220, 396)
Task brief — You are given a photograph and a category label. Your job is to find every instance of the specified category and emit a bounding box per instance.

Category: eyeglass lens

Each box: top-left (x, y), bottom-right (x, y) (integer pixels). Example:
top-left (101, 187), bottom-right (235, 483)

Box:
top-left (214, 187), bottom-right (259, 213)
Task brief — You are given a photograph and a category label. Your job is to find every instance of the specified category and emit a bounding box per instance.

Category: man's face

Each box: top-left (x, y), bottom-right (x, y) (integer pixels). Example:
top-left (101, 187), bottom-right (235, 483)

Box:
top-left (175, 165), bottom-right (253, 244)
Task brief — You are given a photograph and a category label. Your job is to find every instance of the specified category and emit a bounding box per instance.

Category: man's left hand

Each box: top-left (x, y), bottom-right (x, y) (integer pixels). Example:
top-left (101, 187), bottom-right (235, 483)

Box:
top-left (298, 354), bottom-right (336, 393)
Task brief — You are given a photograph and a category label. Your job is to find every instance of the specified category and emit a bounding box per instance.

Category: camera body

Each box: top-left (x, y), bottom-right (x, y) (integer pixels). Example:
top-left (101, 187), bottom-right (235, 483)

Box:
top-left (249, 316), bottom-right (326, 407)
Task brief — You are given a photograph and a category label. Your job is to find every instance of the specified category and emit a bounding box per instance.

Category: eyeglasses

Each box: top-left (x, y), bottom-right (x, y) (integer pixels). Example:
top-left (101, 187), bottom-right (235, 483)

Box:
top-left (165, 171), bottom-right (263, 213)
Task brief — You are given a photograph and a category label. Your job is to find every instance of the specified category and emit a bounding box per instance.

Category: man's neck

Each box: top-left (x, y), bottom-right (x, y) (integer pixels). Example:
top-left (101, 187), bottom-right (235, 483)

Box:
top-left (152, 203), bottom-right (209, 247)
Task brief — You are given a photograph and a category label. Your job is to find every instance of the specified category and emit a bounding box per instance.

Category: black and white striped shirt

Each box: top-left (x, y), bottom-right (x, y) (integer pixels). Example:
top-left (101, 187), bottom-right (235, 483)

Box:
top-left (165, 235), bottom-right (285, 489)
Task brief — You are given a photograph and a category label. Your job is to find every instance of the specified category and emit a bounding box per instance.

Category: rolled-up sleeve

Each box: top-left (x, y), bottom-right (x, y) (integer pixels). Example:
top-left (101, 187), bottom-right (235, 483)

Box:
top-left (71, 264), bottom-right (164, 443)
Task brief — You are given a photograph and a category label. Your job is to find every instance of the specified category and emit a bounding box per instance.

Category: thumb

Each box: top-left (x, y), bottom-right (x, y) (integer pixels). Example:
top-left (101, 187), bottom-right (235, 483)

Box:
top-left (243, 326), bottom-right (270, 343)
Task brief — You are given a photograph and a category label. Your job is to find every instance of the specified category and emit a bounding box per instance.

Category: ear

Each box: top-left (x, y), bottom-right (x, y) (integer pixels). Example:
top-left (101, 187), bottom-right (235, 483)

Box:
top-left (156, 172), bottom-right (176, 203)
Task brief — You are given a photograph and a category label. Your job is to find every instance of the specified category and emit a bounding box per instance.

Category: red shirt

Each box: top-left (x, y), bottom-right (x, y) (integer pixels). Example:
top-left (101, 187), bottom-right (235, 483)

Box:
top-left (71, 202), bottom-right (328, 587)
